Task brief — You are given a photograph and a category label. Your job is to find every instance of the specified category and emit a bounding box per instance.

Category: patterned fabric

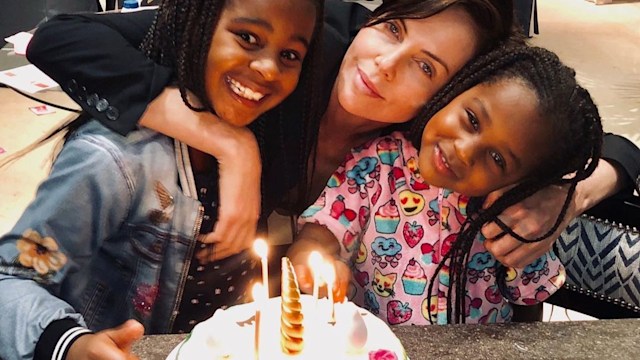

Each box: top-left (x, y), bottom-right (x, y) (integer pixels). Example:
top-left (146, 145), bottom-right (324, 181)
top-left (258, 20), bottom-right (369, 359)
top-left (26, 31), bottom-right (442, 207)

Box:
top-left (299, 132), bottom-right (565, 325)
top-left (556, 215), bottom-right (640, 312)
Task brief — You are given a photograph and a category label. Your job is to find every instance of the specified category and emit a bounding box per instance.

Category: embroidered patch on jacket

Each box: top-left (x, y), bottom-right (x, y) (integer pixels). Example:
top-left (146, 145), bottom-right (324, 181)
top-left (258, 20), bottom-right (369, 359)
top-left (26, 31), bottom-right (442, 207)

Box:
top-left (16, 229), bottom-right (67, 275)
top-left (133, 283), bottom-right (159, 317)
top-left (148, 181), bottom-right (174, 225)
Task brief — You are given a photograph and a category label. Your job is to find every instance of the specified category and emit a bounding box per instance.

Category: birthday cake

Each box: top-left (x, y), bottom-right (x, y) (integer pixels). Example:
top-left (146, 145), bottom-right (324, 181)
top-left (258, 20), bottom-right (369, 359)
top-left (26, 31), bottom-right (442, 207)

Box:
top-left (167, 258), bottom-right (407, 360)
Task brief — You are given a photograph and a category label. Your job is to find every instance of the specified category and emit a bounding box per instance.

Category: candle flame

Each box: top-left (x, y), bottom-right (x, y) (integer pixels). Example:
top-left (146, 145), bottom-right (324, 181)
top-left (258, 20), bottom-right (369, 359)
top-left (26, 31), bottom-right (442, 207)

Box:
top-left (253, 238), bottom-right (268, 258)
top-left (309, 251), bottom-right (323, 268)
top-left (252, 283), bottom-right (264, 302)
top-left (323, 262), bottom-right (335, 283)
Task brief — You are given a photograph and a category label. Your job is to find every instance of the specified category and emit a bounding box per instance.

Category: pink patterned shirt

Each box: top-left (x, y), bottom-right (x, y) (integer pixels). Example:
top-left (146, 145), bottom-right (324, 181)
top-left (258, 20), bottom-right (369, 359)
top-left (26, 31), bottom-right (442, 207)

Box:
top-left (299, 132), bottom-right (565, 325)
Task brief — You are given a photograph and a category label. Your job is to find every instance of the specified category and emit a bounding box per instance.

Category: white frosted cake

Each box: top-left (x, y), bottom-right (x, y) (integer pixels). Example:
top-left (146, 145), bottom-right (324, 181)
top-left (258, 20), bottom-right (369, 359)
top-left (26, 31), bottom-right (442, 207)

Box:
top-left (167, 258), bottom-right (407, 360)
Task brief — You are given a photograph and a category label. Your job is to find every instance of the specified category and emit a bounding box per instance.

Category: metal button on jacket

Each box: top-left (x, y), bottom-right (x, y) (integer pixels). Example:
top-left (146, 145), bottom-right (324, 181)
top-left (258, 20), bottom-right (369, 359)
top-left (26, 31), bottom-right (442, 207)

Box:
top-left (106, 106), bottom-right (119, 121)
top-left (96, 98), bottom-right (110, 112)
top-left (87, 93), bottom-right (99, 107)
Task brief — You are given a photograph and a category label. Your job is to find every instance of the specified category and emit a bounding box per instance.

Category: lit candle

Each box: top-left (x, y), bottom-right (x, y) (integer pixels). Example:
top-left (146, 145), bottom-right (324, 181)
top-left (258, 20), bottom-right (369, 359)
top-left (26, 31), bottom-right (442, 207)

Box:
top-left (252, 283), bottom-right (265, 360)
top-left (308, 251), bottom-right (323, 304)
top-left (253, 239), bottom-right (269, 298)
top-left (323, 262), bottom-right (336, 324)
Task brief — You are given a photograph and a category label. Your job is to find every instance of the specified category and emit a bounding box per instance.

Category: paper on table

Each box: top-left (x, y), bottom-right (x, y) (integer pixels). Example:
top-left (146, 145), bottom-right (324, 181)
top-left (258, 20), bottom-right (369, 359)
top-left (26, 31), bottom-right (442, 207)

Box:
top-left (0, 64), bottom-right (59, 94)
top-left (4, 32), bottom-right (33, 55)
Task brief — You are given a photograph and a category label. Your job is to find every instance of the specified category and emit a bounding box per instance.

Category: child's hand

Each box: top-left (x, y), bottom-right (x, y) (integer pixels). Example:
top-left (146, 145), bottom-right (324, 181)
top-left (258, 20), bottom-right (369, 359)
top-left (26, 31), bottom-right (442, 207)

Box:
top-left (292, 254), bottom-right (351, 304)
top-left (67, 320), bottom-right (144, 360)
top-left (482, 183), bottom-right (575, 268)
top-left (197, 127), bottom-right (261, 262)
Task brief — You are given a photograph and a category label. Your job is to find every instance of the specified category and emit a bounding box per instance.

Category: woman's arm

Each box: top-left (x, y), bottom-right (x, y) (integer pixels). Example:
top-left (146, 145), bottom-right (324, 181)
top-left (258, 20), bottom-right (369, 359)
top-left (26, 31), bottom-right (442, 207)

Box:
top-left (27, 11), bottom-right (169, 135)
top-left (482, 133), bottom-right (640, 268)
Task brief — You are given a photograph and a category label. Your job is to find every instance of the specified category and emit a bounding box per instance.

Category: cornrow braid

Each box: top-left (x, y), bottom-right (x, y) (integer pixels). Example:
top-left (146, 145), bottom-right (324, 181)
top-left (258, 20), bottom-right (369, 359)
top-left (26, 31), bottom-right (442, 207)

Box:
top-left (141, 0), bottom-right (225, 114)
top-left (415, 44), bottom-right (604, 324)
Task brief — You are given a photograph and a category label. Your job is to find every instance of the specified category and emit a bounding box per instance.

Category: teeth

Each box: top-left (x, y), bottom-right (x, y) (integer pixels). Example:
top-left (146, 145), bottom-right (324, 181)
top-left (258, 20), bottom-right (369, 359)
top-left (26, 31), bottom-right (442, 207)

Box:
top-left (229, 78), bottom-right (265, 101)
top-left (441, 153), bottom-right (450, 168)
top-left (437, 145), bottom-right (450, 169)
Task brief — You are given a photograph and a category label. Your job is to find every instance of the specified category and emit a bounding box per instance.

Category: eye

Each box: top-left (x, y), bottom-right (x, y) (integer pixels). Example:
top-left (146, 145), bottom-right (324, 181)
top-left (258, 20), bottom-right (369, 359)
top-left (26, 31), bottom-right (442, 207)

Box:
top-left (386, 21), bottom-right (401, 39)
top-left (280, 50), bottom-right (303, 64)
top-left (236, 32), bottom-right (259, 46)
top-left (418, 61), bottom-right (433, 77)
top-left (466, 109), bottom-right (480, 131)
top-left (490, 151), bottom-right (506, 169)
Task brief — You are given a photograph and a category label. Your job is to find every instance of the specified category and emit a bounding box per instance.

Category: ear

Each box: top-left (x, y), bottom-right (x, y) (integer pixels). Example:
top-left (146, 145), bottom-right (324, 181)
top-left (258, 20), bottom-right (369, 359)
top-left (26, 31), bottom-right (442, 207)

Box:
top-left (388, 273), bottom-right (397, 282)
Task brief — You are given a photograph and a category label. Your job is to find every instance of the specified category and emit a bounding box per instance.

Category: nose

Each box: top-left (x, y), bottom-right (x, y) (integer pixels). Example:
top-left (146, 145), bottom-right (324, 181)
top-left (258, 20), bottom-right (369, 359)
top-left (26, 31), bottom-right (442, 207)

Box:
top-left (250, 55), bottom-right (279, 82)
top-left (374, 49), bottom-right (401, 81)
top-left (454, 134), bottom-right (480, 167)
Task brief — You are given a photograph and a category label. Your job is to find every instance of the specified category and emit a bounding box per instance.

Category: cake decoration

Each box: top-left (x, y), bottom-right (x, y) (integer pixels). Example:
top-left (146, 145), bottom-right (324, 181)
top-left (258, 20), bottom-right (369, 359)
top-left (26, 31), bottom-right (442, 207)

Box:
top-left (280, 257), bottom-right (304, 354)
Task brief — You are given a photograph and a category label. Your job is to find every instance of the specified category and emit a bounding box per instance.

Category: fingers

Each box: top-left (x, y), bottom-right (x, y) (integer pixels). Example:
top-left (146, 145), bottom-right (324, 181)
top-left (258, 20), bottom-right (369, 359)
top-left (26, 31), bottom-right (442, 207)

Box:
top-left (105, 320), bottom-right (145, 352)
top-left (293, 264), bottom-right (314, 295)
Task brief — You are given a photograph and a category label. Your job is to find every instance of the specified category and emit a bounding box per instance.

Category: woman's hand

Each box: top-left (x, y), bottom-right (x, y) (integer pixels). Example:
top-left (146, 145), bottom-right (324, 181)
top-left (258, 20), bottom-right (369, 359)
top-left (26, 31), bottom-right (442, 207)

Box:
top-left (141, 88), bottom-right (263, 262)
top-left (197, 126), bottom-right (262, 262)
top-left (67, 320), bottom-right (144, 360)
top-left (481, 184), bottom-right (576, 268)
top-left (482, 159), bottom-right (627, 268)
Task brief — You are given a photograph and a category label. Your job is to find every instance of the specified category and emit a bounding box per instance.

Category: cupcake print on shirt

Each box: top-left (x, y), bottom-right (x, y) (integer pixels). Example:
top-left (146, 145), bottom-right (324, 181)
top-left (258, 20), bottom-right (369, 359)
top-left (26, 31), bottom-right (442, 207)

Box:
top-left (402, 258), bottom-right (427, 295)
top-left (376, 138), bottom-right (400, 166)
top-left (374, 199), bottom-right (401, 234)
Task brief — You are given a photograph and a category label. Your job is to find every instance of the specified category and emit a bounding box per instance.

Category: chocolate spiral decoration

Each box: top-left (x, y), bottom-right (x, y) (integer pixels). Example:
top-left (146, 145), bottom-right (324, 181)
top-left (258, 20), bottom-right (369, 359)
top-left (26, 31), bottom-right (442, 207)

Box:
top-left (280, 257), bottom-right (304, 354)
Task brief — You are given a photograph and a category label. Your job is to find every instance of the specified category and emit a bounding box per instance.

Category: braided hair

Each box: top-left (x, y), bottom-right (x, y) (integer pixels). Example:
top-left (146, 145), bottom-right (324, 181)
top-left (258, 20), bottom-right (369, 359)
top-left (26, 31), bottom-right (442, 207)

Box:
top-left (408, 44), bottom-right (603, 324)
top-left (141, 0), bottom-right (325, 215)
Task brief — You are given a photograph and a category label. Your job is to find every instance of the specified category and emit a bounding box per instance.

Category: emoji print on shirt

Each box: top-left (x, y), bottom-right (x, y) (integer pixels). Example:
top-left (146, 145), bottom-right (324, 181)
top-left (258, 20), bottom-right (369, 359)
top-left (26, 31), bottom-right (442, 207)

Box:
top-left (372, 268), bottom-right (397, 297)
top-left (398, 190), bottom-right (425, 216)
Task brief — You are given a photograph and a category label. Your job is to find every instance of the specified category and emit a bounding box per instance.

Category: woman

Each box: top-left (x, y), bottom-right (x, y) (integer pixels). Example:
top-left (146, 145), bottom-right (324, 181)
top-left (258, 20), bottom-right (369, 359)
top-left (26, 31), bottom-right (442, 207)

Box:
top-left (26, 0), bottom-right (640, 267)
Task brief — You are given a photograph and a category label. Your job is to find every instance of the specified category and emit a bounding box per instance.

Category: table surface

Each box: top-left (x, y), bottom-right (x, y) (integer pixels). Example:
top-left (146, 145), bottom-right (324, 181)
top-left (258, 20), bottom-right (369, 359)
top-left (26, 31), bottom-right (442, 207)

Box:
top-left (133, 318), bottom-right (640, 360)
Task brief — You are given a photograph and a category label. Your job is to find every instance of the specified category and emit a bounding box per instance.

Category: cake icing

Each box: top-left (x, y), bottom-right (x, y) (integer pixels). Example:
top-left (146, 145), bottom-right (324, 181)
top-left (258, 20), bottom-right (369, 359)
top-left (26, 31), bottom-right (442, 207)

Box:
top-left (168, 295), bottom-right (407, 360)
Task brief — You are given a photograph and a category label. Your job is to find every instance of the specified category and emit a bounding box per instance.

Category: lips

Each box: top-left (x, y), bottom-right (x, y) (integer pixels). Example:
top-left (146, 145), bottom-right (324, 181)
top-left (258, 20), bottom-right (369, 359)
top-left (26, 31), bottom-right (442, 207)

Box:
top-left (225, 76), bottom-right (269, 106)
top-left (356, 67), bottom-right (383, 99)
top-left (433, 144), bottom-right (457, 178)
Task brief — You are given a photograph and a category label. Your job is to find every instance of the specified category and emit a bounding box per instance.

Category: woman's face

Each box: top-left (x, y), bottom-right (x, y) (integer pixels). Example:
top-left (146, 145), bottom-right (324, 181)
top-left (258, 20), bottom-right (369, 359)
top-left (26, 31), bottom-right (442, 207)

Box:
top-left (205, 0), bottom-right (317, 126)
top-left (335, 6), bottom-right (480, 124)
top-left (418, 80), bottom-right (553, 197)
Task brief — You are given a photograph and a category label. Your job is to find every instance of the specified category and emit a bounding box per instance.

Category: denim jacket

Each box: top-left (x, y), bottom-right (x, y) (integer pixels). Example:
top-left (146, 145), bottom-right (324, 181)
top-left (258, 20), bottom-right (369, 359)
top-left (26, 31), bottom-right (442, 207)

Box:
top-left (0, 120), bottom-right (212, 359)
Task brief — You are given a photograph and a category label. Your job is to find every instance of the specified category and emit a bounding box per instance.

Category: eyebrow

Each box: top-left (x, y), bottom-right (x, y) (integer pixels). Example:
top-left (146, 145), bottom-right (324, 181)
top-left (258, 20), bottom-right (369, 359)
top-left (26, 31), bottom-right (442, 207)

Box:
top-left (400, 19), bottom-right (450, 75)
top-left (232, 17), bottom-right (310, 49)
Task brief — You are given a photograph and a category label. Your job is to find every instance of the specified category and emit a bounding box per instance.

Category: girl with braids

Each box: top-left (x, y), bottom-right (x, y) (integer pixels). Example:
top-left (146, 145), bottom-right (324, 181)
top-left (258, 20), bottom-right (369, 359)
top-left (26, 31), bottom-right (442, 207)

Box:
top-left (287, 44), bottom-right (603, 326)
top-left (26, 0), bottom-right (640, 271)
top-left (0, 0), bottom-right (323, 359)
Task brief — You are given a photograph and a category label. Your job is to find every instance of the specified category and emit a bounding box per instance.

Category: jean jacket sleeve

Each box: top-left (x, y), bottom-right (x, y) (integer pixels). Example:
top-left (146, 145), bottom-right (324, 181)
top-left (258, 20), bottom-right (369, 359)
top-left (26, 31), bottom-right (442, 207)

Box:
top-left (26, 10), bottom-right (173, 136)
top-left (0, 133), bottom-right (133, 360)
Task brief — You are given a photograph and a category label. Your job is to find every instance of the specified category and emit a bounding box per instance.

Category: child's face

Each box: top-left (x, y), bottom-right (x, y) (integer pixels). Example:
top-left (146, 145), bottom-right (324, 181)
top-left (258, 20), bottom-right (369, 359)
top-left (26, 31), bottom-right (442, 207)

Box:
top-left (334, 6), bottom-right (480, 124)
top-left (418, 79), bottom-right (555, 197)
top-left (205, 0), bottom-right (317, 126)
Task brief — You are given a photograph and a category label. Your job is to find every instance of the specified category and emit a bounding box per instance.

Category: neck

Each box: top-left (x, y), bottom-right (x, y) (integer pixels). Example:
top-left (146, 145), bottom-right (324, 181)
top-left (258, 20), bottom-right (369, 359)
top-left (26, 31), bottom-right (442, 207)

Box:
top-left (320, 88), bottom-right (389, 145)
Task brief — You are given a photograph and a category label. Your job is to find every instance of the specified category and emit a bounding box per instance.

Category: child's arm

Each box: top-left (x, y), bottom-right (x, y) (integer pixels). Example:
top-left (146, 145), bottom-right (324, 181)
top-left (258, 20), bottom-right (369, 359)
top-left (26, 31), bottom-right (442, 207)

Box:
top-left (482, 133), bottom-right (640, 268)
top-left (27, 13), bottom-right (262, 259)
top-left (288, 223), bottom-right (351, 303)
top-left (0, 134), bottom-right (133, 359)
